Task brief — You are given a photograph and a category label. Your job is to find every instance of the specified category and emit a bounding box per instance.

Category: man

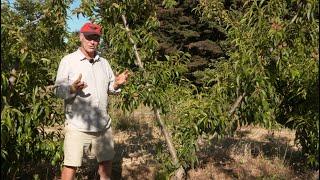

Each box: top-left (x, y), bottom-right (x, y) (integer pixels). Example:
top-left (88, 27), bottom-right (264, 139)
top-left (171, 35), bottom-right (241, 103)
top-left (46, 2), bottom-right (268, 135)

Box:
top-left (54, 22), bottom-right (129, 180)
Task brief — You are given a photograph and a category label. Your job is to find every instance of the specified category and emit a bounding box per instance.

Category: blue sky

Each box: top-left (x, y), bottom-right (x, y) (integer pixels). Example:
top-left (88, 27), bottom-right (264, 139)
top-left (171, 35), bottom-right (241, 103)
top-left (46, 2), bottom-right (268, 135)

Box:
top-left (67, 1), bottom-right (89, 32)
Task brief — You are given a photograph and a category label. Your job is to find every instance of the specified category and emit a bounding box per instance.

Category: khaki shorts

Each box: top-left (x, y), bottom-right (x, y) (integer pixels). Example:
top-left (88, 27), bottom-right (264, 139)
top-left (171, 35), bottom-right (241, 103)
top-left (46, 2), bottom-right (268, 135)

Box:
top-left (63, 124), bottom-right (115, 167)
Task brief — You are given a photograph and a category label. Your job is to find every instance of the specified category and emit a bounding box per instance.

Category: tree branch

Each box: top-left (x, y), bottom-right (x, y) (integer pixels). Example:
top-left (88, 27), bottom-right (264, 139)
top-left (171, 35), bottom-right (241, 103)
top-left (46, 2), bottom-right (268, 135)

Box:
top-left (21, 15), bottom-right (46, 30)
top-left (228, 92), bottom-right (246, 117)
top-left (121, 14), bottom-right (144, 69)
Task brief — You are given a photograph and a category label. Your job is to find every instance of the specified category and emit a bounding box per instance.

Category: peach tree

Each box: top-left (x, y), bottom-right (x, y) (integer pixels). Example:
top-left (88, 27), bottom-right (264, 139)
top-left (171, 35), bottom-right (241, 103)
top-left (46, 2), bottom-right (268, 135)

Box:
top-left (192, 0), bottom-right (319, 168)
top-left (1, 0), bottom-right (71, 178)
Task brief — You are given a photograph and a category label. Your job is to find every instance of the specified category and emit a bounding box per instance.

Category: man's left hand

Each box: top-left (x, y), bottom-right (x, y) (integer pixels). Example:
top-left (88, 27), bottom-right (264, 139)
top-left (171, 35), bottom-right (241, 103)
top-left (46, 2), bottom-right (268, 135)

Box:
top-left (114, 69), bottom-right (130, 89)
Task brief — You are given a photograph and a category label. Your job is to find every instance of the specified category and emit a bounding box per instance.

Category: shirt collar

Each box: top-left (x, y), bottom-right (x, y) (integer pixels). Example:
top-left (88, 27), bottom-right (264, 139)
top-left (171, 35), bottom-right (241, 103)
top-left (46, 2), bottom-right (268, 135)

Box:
top-left (77, 48), bottom-right (101, 62)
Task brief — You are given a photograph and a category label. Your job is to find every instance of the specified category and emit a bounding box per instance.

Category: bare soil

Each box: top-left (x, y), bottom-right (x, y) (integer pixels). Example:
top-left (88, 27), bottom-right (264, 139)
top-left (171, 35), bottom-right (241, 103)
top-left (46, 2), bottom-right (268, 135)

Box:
top-left (108, 106), bottom-right (318, 180)
top-left (42, 106), bottom-right (318, 180)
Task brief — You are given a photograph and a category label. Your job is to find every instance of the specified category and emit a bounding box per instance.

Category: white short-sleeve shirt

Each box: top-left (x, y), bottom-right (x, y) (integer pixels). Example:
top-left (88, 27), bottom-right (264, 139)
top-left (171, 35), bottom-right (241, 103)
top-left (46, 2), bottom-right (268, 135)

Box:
top-left (54, 49), bottom-right (120, 132)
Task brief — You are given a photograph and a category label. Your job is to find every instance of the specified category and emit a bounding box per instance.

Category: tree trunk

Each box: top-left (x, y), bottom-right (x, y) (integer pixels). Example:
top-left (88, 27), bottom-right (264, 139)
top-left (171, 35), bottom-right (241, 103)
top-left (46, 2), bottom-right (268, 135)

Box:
top-left (121, 14), bottom-right (185, 180)
top-left (229, 92), bottom-right (246, 117)
top-left (121, 15), bottom-right (144, 69)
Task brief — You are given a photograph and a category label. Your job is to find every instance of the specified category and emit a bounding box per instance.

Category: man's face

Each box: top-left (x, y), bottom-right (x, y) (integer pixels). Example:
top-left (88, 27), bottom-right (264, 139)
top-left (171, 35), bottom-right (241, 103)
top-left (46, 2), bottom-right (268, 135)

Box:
top-left (80, 33), bottom-right (100, 53)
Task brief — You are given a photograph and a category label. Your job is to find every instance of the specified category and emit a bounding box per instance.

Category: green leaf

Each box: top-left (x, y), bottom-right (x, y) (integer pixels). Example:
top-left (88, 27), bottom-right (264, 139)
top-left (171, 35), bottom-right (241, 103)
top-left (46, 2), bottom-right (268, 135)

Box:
top-left (20, 52), bottom-right (28, 63)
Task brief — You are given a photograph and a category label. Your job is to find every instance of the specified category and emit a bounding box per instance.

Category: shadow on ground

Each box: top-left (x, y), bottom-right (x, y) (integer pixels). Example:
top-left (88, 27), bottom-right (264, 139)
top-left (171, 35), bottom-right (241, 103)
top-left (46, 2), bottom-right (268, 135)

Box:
top-left (192, 127), bottom-right (317, 180)
top-left (111, 117), bottom-right (163, 180)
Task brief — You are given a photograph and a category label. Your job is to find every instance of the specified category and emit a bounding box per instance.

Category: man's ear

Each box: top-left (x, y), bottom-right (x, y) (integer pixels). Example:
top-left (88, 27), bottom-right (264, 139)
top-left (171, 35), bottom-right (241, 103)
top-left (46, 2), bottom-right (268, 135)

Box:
top-left (79, 33), bottom-right (84, 41)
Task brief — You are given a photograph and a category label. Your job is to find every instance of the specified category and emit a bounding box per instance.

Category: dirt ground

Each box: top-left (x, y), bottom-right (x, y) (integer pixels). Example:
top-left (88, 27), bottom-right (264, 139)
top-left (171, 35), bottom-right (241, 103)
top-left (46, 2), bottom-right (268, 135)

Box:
top-left (106, 106), bottom-right (319, 180)
top-left (42, 106), bottom-right (318, 180)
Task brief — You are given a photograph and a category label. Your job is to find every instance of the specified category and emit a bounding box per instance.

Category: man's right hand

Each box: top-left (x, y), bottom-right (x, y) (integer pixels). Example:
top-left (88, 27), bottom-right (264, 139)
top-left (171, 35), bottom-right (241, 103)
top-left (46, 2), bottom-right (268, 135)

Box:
top-left (70, 73), bottom-right (88, 94)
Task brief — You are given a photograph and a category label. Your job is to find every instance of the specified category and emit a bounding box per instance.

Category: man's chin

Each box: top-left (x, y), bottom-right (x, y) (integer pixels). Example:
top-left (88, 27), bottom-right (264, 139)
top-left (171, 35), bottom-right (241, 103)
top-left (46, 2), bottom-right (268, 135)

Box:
top-left (87, 48), bottom-right (96, 53)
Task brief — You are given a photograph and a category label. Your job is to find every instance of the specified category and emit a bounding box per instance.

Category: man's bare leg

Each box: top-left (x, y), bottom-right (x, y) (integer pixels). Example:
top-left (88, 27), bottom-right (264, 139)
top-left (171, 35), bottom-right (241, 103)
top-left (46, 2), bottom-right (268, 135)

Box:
top-left (98, 160), bottom-right (112, 180)
top-left (61, 166), bottom-right (77, 180)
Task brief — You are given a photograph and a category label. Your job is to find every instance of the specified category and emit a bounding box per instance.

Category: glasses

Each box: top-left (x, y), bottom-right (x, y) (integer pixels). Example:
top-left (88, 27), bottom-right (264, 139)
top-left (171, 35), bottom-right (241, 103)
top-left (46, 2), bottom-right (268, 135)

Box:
top-left (84, 34), bottom-right (100, 42)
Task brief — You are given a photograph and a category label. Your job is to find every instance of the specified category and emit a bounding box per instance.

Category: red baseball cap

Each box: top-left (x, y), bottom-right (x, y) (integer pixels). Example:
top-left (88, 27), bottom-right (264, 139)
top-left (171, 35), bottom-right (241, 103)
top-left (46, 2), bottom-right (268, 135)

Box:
top-left (80, 22), bottom-right (102, 36)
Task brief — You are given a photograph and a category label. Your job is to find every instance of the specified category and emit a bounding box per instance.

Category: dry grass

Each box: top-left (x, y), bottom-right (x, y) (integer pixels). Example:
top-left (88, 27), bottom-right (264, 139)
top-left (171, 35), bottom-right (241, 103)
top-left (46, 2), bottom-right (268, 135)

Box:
top-left (38, 104), bottom-right (318, 180)
top-left (110, 105), bottom-right (163, 180)
top-left (188, 125), bottom-right (318, 180)
top-left (109, 105), bottom-right (318, 180)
